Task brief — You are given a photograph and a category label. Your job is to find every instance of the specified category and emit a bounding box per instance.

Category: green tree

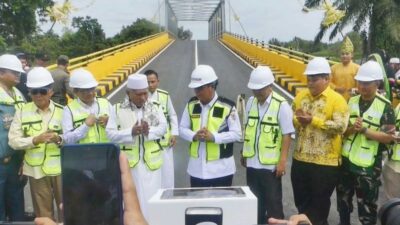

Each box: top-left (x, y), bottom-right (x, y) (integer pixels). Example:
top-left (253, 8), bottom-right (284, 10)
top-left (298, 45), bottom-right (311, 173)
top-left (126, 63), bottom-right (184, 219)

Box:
top-left (113, 18), bottom-right (159, 44)
top-left (0, 0), bottom-right (54, 45)
top-left (305, 0), bottom-right (400, 56)
top-left (60, 16), bottom-right (108, 57)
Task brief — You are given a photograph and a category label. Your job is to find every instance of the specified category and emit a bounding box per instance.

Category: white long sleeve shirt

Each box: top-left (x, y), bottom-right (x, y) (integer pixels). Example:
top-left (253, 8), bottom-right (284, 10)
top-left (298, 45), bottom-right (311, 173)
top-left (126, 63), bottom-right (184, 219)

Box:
top-left (179, 93), bottom-right (242, 179)
top-left (106, 99), bottom-right (167, 145)
top-left (244, 94), bottom-right (295, 170)
top-left (149, 89), bottom-right (179, 136)
top-left (62, 98), bottom-right (114, 144)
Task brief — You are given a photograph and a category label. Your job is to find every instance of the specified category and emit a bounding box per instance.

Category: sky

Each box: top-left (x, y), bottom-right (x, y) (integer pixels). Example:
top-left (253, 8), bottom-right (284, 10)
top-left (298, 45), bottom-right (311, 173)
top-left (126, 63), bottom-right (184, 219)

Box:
top-left (43, 0), bottom-right (351, 43)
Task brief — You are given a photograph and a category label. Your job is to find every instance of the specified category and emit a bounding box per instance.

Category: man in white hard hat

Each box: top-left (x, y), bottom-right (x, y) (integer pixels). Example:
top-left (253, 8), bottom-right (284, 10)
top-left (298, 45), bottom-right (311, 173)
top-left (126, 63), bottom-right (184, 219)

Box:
top-left (243, 66), bottom-right (294, 223)
top-left (291, 57), bottom-right (349, 225)
top-left (62, 68), bottom-right (112, 144)
top-left (144, 69), bottom-right (179, 189)
top-left (9, 67), bottom-right (64, 221)
top-left (106, 74), bottom-right (167, 221)
top-left (0, 54), bottom-right (26, 221)
top-left (337, 60), bottom-right (395, 225)
top-left (179, 65), bottom-right (241, 187)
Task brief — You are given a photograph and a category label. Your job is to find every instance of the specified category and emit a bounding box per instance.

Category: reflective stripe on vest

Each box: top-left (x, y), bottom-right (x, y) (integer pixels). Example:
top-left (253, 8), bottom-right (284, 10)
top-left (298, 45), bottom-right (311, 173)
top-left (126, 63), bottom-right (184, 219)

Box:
top-left (342, 95), bottom-right (386, 167)
top-left (243, 93), bottom-right (284, 165)
top-left (0, 87), bottom-right (25, 109)
top-left (67, 98), bottom-right (110, 144)
top-left (392, 105), bottom-right (400, 161)
top-left (188, 97), bottom-right (233, 161)
top-left (115, 102), bottom-right (163, 170)
top-left (21, 102), bottom-right (63, 175)
top-left (157, 89), bottom-right (171, 147)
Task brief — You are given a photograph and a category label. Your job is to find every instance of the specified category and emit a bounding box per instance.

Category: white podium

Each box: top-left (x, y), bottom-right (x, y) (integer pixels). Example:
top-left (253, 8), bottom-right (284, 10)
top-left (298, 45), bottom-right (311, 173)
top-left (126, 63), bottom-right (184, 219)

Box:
top-left (147, 186), bottom-right (257, 225)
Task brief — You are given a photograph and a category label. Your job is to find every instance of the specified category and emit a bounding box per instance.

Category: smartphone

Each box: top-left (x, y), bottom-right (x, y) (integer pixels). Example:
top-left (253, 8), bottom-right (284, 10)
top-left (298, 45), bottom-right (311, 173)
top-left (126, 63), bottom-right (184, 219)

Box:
top-left (61, 143), bottom-right (123, 225)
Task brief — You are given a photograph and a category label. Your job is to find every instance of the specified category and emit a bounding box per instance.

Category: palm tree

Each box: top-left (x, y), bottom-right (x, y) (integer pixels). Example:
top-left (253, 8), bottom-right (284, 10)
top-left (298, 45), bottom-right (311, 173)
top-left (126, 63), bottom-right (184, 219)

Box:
top-left (305, 0), bottom-right (400, 55)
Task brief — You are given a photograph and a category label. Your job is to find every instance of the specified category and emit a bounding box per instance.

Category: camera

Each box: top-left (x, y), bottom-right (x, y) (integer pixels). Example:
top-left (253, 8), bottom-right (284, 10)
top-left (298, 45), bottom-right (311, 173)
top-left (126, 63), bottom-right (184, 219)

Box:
top-left (378, 198), bottom-right (400, 225)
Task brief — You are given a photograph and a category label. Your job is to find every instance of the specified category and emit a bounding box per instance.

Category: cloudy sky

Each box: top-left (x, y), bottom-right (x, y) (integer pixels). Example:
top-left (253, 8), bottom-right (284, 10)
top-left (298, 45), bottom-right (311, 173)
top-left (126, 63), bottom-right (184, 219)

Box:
top-left (43, 0), bottom-right (350, 43)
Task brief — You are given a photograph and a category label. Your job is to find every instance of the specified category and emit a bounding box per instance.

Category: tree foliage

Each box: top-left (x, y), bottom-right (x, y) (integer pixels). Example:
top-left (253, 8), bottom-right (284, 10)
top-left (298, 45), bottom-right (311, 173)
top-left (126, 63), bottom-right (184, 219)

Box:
top-left (113, 18), bottom-right (159, 44)
top-left (305, 0), bottom-right (400, 57)
top-left (177, 27), bottom-right (192, 40)
top-left (0, 0), bottom-right (54, 45)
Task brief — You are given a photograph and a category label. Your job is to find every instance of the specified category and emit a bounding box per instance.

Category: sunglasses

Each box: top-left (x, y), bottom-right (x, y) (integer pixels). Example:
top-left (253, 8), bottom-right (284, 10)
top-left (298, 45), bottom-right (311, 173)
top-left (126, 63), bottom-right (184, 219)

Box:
top-left (30, 88), bottom-right (49, 95)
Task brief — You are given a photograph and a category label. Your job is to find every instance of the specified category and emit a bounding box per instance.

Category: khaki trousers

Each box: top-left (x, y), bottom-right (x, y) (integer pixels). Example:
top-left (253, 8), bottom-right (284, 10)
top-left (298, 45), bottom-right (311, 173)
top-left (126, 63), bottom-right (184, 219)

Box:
top-left (29, 175), bottom-right (62, 221)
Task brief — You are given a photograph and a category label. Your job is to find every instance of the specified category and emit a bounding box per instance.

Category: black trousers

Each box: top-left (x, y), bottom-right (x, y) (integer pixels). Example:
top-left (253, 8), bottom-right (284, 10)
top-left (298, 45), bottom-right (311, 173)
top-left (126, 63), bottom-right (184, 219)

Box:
top-left (247, 167), bottom-right (284, 224)
top-left (190, 175), bottom-right (233, 188)
top-left (291, 159), bottom-right (339, 225)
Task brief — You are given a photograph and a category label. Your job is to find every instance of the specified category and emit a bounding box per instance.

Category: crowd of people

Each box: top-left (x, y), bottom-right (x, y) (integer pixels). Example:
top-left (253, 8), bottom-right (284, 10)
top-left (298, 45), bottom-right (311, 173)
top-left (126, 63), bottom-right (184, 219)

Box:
top-left (0, 37), bottom-right (399, 225)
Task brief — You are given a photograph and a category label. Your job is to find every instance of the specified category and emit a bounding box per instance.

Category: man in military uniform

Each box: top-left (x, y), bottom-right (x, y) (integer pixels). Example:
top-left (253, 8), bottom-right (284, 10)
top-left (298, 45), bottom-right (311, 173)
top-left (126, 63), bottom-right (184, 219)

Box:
top-left (179, 65), bottom-right (241, 187)
top-left (337, 61), bottom-right (395, 225)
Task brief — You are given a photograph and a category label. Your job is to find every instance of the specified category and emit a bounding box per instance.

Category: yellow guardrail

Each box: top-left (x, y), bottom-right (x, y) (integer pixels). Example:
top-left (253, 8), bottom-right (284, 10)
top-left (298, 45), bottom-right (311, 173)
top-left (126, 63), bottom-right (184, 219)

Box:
top-left (221, 33), bottom-right (337, 87)
top-left (46, 32), bottom-right (173, 96)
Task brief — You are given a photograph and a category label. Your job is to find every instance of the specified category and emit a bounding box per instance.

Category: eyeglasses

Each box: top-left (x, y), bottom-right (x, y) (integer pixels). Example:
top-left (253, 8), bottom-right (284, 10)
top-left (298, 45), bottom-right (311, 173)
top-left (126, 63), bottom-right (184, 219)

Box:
top-left (30, 88), bottom-right (49, 95)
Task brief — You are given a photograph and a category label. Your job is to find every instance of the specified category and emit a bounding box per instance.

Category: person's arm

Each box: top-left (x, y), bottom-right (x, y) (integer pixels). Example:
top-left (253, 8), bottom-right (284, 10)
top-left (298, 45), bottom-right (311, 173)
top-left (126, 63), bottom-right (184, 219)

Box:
top-left (308, 97), bottom-right (349, 135)
top-left (65, 74), bottom-right (74, 99)
top-left (276, 102), bottom-right (295, 177)
top-left (9, 108), bottom-right (36, 150)
top-left (146, 105), bottom-right (167, 141)
top-left (106, 106), bottom-right (135, 144)
top-left (61, 106), bottom-right (90, 144)
top-left (179, 105), bottom-right (197, 142)
top-left (167, 96), bottom-right (179, 136)
top-left (212, 106), bottom-right (242, 144)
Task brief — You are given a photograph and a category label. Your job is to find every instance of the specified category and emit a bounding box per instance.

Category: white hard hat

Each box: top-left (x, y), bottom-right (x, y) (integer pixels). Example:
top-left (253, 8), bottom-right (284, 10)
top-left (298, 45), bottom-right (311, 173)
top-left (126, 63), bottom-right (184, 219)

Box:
top-left (188, 65), bottom-right (218, 88)
top-left (248, 66), bottom-right (275, 89)
top-left (26, 67), bottom-right (54, 88)
top-left (0, 54), bottom-right (24, 73)
top-left (304, 57), bottom-right (331, 75)
top-left (70, 68), bottom-right (98, 88)
top-left (354, 60), bottom-right (383, 81)
top-left (389, 57), bottom-right (400, 64)
top-left (127, 74), bottom-right (148, 90)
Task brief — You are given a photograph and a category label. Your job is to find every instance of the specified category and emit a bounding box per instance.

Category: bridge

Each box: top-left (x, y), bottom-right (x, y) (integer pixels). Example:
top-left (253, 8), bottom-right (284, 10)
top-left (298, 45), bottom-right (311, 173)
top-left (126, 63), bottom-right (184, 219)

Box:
top-left (40, 1), bottom-right (379, 224)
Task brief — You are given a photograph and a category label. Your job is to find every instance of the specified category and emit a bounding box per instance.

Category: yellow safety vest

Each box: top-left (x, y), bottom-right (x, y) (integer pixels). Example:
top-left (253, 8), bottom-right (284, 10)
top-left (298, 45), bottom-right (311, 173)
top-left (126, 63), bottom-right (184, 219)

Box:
top-left (0, 87), bottom-right (25, 109)
top-left (115, 101), bottom-right (163, 170)
top-left (66, 98), bottom-right (110, 144)
top-left (156, 89), bottom-right (172, 147)
top-left (342, 95), bottom-right (387, 167)
top-left (188, 96), bottom-right (234, 161)
top-left (0, 87), bottom-right (25, 158)
top-left (243, 93), bottom-right (285, 165)
top-left (21, 102), bottom-right (63, 175)
top-left (392, 105), bottom-right (400, 161)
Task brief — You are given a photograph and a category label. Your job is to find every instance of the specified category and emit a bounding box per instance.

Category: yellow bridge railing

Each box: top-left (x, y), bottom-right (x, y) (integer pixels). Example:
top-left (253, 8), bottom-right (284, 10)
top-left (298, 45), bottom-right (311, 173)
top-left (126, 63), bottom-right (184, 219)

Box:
top-left (221, 33), bottom-right (337, 95)
top-left (47, 32), bottom-right (173, 96)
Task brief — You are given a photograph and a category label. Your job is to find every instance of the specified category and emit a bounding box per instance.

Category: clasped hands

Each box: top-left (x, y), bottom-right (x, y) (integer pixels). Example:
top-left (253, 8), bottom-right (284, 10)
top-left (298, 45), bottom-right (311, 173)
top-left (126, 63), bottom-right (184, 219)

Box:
top-left (295, 109), bottom-right (312, 127)
top-left (193, 127), bottom-right (214, 142)
top-left (33, 130), bottom-right (61, 145)
top-left (131, 120), bottom-right (149, 136)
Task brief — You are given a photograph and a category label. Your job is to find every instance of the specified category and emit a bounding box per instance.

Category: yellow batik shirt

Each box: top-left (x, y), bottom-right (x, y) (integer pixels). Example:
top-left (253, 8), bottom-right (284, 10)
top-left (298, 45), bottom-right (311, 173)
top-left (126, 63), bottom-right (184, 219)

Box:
top-left (292, 86), bottom-right (349, 166)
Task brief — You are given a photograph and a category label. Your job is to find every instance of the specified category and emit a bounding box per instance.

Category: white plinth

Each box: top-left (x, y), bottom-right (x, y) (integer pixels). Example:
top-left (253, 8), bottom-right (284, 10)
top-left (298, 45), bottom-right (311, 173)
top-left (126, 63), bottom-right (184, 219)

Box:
top-left (147, 186), bottom-right (257, 225)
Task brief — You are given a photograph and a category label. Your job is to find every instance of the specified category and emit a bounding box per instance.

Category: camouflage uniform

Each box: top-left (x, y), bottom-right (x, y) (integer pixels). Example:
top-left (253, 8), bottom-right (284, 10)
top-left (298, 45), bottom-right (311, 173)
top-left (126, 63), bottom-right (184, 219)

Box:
top-left (337, 157), bottom-right (382, 225)
top-left (337, 98), bottom-right (395, 225)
